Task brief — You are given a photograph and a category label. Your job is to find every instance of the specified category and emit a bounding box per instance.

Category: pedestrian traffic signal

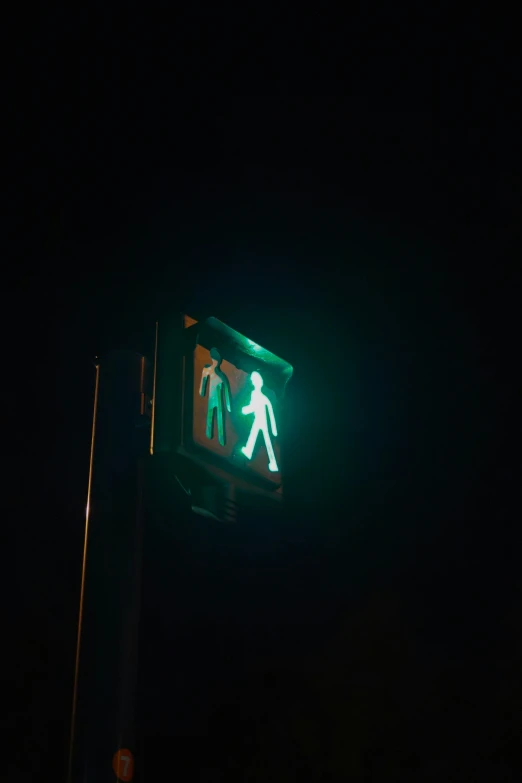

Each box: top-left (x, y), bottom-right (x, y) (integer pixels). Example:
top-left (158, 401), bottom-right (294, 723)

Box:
top-left (198, 347), bottom-right (232, 448)
top-left (182, 316), bottom-right (293, 489)
top-left (240, 371), bottom-right (279, 472)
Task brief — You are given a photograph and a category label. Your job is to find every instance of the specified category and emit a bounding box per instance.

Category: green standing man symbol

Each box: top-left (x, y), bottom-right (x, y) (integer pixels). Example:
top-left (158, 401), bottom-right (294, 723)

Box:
top-left (199, 347), bottom-right (232, 447)
top-left (241, 371), bottom-right (279, 472)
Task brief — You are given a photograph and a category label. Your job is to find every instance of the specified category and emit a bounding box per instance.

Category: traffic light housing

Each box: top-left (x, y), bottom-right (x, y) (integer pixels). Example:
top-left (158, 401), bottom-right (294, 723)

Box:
top-left (153, 314), bottom-right (293, 495)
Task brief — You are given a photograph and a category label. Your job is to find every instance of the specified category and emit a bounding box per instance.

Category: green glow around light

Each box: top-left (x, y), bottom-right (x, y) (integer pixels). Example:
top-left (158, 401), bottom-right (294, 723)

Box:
top-left (241, 371), bottom-right (279, 472)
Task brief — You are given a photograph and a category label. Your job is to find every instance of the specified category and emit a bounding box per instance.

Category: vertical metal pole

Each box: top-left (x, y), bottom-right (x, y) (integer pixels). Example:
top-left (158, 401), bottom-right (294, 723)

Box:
top-left (150, 322), bottom-right (158, 456)
top-left (69, 351), bottom-right (150, 783)
top-left (68, 360), bottom-right (100, 783)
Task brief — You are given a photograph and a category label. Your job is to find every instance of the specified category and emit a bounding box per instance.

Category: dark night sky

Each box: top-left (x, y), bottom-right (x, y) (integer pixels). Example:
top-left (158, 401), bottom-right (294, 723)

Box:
top-left (11, 78), bottom-right (522, 781)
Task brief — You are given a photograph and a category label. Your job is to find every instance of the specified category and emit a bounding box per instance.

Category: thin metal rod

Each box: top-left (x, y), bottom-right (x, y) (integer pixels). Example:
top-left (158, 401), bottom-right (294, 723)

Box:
top-left (150, 321), bottom-right (158, 455)
top-left (67, 360), bottom-right (100, 783)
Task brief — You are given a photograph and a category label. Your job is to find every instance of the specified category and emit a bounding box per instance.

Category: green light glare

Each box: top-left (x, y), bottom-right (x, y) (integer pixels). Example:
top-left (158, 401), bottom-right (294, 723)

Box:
top-left (246, 338), bottom-right (263, 352)
top-left (241, 371), bottom-right (279, 472)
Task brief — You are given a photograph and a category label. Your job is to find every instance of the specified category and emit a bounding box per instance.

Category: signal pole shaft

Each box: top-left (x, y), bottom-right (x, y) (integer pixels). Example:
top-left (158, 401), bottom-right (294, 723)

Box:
top-left (68, 351), bottom-right (151, 783)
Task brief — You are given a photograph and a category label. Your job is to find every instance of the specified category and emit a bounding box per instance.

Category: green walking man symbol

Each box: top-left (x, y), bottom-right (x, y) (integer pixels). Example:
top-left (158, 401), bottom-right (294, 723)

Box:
top-left (241, 371), bottom-right (279, 472)
top-left (199, 347), bottom-right (231, 446)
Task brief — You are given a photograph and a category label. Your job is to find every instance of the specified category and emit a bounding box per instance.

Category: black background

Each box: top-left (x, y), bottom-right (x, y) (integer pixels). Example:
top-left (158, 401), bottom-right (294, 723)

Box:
top-left (8, 22), bottom-right (522, 780)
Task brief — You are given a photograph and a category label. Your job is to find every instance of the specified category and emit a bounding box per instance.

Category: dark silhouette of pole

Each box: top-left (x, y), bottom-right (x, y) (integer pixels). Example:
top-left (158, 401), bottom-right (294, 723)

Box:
top-left (68, 351), bottom-right (150, 783)
top-left (68, 359), bottom-right (100, 783)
